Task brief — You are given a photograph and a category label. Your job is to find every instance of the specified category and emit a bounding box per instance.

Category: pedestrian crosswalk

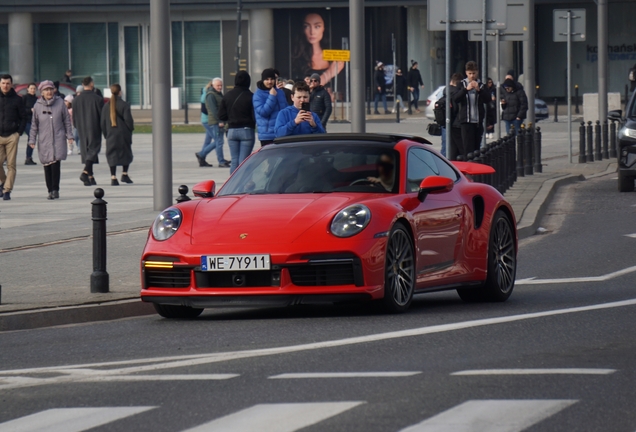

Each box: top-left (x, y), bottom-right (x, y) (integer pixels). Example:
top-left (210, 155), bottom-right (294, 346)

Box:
top-left (0, 399), bottom-right (579, 432)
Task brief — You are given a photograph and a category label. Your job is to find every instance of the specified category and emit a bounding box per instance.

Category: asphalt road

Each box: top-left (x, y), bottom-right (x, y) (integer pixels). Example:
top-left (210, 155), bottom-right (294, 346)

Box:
top-left (1, 174), bottom-right (635, 432)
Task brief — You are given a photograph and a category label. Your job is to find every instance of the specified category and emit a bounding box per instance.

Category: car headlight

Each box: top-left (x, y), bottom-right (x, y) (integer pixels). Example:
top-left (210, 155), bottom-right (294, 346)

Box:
top-left (152, 208), bottom-right (182, 241)
top-left (330, 204), bottom-right (371, 238)
top-left (619, 127), bottom-right (636, 139)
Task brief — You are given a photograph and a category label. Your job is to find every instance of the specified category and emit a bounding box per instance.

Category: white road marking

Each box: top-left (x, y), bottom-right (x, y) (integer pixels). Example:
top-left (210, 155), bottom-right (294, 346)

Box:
top-left (399, 399), bottom-right (576, 432)
top-left (516, 265), bottom-right (636, 284)
top-left (83, 374), bottom-right (239, 382)
top-left (0, 407), bottom-right (155, 432)
top-left (451, 368), bottom-right (616, 376)
top-left (1, 298), bottom-right (635, 390)
top-left (269, 372), bottom-right (422, 379)
top-left (182, 402), bottom-right (364, 432)
top-left (625, 233), bottom-right (636, 238)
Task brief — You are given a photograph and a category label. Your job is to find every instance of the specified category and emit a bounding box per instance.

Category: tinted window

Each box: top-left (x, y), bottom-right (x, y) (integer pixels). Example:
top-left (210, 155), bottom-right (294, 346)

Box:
top-left (407, 148), bottom-right (459, 192)
top-left (219, 143), bottom-right (400, 195)
top-left (434, 154), bottom-right (460, 181)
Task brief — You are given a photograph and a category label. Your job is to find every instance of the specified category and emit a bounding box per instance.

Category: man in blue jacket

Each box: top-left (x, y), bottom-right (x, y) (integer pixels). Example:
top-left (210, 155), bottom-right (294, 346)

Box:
top-left (275, 81), bottom-right (325, 137)
top-left (253, 68), bottom-right (288, 146)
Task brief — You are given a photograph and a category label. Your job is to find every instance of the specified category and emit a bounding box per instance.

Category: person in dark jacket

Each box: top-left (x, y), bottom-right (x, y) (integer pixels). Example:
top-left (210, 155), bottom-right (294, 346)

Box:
top-left (441, 73), bottom-right (463, 159)
top-left (28, 80), bottom-right (73, 199)
top-left (407, 60), bottom-right (424, 112)
top-left (309, 73), bottom-right (332, 129)
top-left (218, 71), bottom-right (256, 174)
top-left (373, 62), bottom-right (388, 114)
top-left (101, 84), bottom-right (134, 186)
top-left (23, 83), bottom-right (39, 165)
top-left (0, 74), bottom-right (27, 200)
top-left (253, 68), bottom-right (288, 147)
top-left (452, 61), bottom-right (490, 160)
top-left (73, 76), bottom-right (104, 186)
top-left (392, 68), bottom-right (407, 113)
top-left (500, 78), bottom-right (528, 135)
top-left (484, 77), bottom-right (497, 139)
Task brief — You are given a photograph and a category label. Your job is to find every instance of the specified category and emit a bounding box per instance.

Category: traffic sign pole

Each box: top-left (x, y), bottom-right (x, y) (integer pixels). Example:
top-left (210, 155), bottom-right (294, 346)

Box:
top-left (567, 10), bottom-right (572, 164)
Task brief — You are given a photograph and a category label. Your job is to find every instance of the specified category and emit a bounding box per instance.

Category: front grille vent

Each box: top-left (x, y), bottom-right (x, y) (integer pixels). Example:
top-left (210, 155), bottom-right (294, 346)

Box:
top-left (289, 263), bottom-right (356, 286)
top-left (145, 267), bottom-right (191, 288)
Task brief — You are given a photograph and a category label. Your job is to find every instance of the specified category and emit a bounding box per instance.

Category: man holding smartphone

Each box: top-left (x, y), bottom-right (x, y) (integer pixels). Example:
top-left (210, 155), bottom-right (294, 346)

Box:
top-left (452, 61), bottom-right (489, 160)
top-left (274, 81), bottom-right (325, 137)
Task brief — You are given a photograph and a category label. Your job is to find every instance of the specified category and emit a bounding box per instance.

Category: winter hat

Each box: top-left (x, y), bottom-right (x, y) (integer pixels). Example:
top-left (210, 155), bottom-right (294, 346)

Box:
top-left (234, 70), bottom-right (251, 88)
top-left (310, 73), bottom-right (321, 81)
top-left (503, 78), bottom-right (515, 89)
top-left (261, 68), bottom-right (277, 80)
top-left (38, 80), bottom-right (55, 92)
top-left (64, 95), bottom-right (74, 103)
top-left (76, 85), bottom-right (84, 93)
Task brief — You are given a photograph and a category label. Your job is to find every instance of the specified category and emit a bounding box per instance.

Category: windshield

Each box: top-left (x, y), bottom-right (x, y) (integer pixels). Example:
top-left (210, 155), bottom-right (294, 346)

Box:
top-left (219, 143), bottom-right (400, 196)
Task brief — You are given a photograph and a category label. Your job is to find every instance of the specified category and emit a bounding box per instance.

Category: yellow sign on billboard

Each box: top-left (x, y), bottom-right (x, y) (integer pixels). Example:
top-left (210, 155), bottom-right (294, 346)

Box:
top-left (322, 50), bottom-right (351, 62)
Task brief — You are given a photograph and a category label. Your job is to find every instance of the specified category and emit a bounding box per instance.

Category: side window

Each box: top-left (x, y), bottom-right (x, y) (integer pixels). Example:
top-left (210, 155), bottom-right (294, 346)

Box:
top-left (433, 153), bottom-right (460, 181)
top-left (407, 148), bottom-right (438, 192)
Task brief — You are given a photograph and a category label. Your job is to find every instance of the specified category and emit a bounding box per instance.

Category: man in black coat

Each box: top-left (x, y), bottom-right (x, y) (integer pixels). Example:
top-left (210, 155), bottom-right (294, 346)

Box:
top-left (73, 76), bottom-right (104, 186)
top-left (309, 73), bottom-right (332, 129)
top-left (374, 62), bottom-right (389, 115)
top-left (500, 78), bottom-right (528, 135)
top-left (0, 74), bottom-right (26, 200)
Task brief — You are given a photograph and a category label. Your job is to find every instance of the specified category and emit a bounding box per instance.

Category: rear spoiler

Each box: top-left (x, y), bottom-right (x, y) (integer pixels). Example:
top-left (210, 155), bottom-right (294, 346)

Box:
top-left (451, 161), bottom-right (495, 176)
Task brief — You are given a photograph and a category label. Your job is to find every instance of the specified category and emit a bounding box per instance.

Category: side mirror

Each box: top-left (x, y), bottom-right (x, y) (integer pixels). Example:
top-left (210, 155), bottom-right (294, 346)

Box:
top-left (192, 180), bottom-right (216, 198)
top-left (417, 176), bottom-right (454, 202)
top-left (608, 110), bottom-right (623, 121)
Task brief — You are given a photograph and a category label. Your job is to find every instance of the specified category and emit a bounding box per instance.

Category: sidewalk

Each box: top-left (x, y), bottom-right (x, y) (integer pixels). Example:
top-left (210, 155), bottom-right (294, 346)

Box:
top-left (0, 116), bottom-right (616, 331)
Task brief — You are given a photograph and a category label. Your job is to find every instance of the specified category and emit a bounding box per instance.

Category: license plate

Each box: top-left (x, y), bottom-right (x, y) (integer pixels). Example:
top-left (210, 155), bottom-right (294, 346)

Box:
top-left (201, 255), bottom-right (271, 271)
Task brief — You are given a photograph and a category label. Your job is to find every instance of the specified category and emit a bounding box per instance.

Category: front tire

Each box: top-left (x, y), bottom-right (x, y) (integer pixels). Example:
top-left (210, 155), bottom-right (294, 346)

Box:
top-left (458, 210), bottom-right (516, 302)
top-left (381, 222), bottom-right (415, 313)
top-left (618, 174), bottom-right (634, 192)
top-left (153, 303), bottom-right (204, 319)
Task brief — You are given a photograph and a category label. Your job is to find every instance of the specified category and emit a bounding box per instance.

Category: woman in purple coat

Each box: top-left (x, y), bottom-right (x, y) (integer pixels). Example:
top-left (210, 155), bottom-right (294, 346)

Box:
top-left (28, 80), bottom-right (73, 199)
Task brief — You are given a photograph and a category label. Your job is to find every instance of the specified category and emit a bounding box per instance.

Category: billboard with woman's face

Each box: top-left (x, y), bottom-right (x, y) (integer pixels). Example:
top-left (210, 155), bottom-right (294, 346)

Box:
top-left (274, 8), bottom-right (349, 91)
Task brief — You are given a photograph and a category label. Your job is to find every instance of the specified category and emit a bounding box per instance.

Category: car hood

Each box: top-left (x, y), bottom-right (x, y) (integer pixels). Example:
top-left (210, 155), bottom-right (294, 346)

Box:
top-left (190, 194), bottom-right (362, 245)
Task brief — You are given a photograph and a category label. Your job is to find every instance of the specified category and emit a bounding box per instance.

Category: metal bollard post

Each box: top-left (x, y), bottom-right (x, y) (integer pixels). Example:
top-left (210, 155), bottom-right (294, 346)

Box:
top-left (176, 185), bottom-right (191, 204)
top-left (578, 122), bottom-right (586, 163)
top-left (524, 125), bottom-right (534, 176)
top-left (594, 120), bottom-right (602, 161)
top-left (516, 125), bottom-right (525, 177)
top-left (586, 121), bottom-right (594, 162)
top-left (473, 149), bottom-right (482, 183)
top-left (553, 98), bottom-right (558, 122)
top-left (366, 87), bottom-right (371, 115)
top-left (534, 127), bottom-right (542, 173)
top-left (396, 100), bottom-right (400, 123)
top-left (575, 85), bottom-right (580, 114)
top-left (602, 120), bottom-right (609, 159)
top-left (510, 134), bottom-right (517, 184)
top-left (91, 188), bottom-right (109, 293)
top-left (407, 91), bottom-right (413, 115)
top-left (527, 122), bottom-right (535, 167)
top-left (496, 140), bottom-right (504, 192)
top-left (610, 120), bottom-right (617, 158)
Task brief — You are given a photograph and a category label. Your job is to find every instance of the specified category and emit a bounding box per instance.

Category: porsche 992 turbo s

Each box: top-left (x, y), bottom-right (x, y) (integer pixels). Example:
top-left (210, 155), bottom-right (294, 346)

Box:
top-left (141, 134), bottom-right (517, 318)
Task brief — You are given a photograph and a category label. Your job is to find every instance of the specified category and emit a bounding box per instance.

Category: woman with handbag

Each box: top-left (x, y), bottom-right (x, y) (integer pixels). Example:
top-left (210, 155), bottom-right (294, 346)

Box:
top-left (101, 84), bottom-right (135, 185)
top-left (28, 80), bottom-right (74, 200)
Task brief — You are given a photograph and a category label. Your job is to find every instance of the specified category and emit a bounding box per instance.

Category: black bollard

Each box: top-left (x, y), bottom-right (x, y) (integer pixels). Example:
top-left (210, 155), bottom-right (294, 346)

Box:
top-left (586, 121), bottom-right (594, 162)
top-left (467, 151), bottom-right (474, 162)
top-left (473, 149), bottom-right (482, 183)
top-left (594, 120), bottom-right (602, 161)
top-left (602, 120), bottom-right (609, 159)
top-left (407, 91), bottom-right (413, 115)
top-left (516, 125), bottom-right (525, 177)
top-left (553, 98), bottom-right (558, 122)
top-left (91, 188), bottom-right (109, 293)
top-left (176, 185), bottom-right (191, 204)
top-left (510, 134), bottom-right (517, 184)
top-left (534, 127), bottom-right (542, 173)
top-left (524, 125), bottom-right (534, 176)
top-left (578, 122), bottom-right (586, 163)
top-left (527, 122), bottom-right (535, 167)
top-left (495, 140), bottom-right (504, 192)
top-left (610, 120), bottom-right (617, 158)
top-left (575, 85), bottom-right (580, 114)
top-left (366, 87), bottom-right (371, 115)
top-left (396, 101), bottom-right (400, 123)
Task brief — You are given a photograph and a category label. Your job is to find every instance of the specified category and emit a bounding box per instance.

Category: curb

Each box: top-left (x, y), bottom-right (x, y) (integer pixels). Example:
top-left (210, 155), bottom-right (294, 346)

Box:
top-left (0, 299), bottom-right (155, 332)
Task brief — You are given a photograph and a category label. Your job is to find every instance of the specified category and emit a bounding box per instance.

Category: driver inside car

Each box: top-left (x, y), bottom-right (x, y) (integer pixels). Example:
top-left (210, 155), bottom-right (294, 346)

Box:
top-left (367, 153), bottom-right (395, 191)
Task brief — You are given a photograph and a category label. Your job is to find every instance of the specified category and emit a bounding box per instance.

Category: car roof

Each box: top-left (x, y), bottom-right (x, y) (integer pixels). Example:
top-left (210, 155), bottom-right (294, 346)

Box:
top-left (272, 133), bottom-right (432, 147)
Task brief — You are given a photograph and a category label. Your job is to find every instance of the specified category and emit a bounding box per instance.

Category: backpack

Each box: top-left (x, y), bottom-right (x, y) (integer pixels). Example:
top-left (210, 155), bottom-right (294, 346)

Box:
top-left (433, 97), bottom-right (446, 126)
top-left (629, 68), bottom-right (636, 82)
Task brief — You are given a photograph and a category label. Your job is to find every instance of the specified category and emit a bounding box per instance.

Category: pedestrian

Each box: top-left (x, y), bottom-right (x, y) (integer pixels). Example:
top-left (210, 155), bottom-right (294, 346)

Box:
top-left (61, 69), bottom-right (72, 84)
top-left (452, 61), bottom-right (489, 160)
top-left (438, 73), bottom-right (463, 159)
top-left (628, 63), bottom-right (636, 96)
top-left (485, 77), bottom-right (497, 139)
top-left (407, 60), bottom-right (424, 113)
top-left (392, 68), bottom-right (407, 113)
top-left (73, 76), bottom-right (104, 186)
top-left (0, 74), bottom-right (26, 201)
top-left (500, 78), bottom-right (528, 135)
top-left (195, 78), bottom-right (229, 167)
top-left (73, 85), bottom-right (83, 154)
top-left (23, 82), bottom-right (38, 165)
top-left (253, 68), bottom-right (288, 147)
top-left (309, 72), bottom-right (332, 129)
top-left (218, 71), bottom-right (255, 174)
top-left (374, 62), bottom-right (389, 115)
top-left (28, 80), bottom-right (73, 200)
top-left (279, 77), bottom-right (293, 105)
top-left (101, 84), bottom-right (134, 186)
top-left (63, 95), bottom-right (74, 155)
top-left (275, 81), bottom-right (325, 138)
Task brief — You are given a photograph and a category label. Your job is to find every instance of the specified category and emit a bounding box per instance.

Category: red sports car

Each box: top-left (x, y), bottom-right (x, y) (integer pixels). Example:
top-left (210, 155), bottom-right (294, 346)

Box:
top-left (141, 134), bottom-right (517, 318)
